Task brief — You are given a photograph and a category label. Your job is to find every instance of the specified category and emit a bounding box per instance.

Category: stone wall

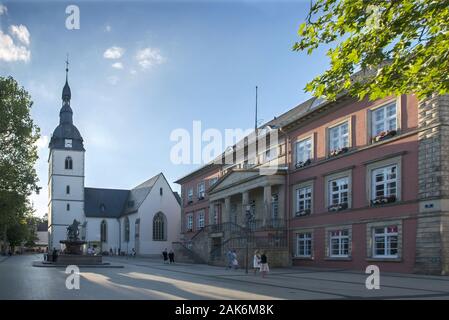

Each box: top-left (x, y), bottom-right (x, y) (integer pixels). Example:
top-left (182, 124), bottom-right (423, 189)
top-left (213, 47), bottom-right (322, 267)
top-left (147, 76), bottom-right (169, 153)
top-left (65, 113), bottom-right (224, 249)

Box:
top-left (416, 94), bottom-right (449, 274)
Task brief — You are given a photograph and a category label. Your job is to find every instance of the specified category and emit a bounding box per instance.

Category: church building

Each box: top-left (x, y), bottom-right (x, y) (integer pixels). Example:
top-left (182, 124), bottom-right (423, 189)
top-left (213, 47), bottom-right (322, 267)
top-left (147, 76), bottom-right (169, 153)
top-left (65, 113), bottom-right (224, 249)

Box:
top-left (47, 66), bottom-right (181, 255)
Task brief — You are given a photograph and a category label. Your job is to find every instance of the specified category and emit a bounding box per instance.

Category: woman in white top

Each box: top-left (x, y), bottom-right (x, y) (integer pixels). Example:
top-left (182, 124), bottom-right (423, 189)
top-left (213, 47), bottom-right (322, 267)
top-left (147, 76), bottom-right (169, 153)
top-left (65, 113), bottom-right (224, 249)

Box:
top-left (253, 250), bottom-right (261, 274)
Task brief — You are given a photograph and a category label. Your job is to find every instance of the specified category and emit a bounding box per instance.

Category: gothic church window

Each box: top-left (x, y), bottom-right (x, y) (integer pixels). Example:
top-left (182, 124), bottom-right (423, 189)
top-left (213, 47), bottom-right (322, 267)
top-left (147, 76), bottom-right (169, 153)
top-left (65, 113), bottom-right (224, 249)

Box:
top-left (153, 212), bottom-right (166, 241)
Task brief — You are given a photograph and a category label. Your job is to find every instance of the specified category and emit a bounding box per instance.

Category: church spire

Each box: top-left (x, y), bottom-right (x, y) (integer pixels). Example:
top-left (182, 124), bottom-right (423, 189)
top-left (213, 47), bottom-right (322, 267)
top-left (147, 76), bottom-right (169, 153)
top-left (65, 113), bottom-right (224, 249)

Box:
top-left (62, 54), bottom-right (71, 103)
top-left (60, 56), bottom-right (73, 124)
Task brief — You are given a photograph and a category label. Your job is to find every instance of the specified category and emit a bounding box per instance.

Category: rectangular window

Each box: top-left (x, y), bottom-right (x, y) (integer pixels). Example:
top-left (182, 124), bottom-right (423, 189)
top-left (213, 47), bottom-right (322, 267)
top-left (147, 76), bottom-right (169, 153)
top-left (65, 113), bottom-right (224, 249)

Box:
top-left (329, 230), bottom-right (350, 257)
top-left (329, 122), bottom-right (349, 152)
top-left (373, 226), bottom-right (398, 258)
top-left (328, 177), bottom-right (349, 208)
top-left (296, 233), bottom-right (312, 257)
top-left (372, 102), bottom-right (397, 137)
top-left (197, 211), bottom-right (205, 229)
top-left (198, 182), bottom-right (205, 199)
top-left (186, 214), bottom-right (193, 232)
top-left (271, 194), bottom-right (279, 220)
top-left (295, 137), bottom-right (312, 165)
top-left (372, 165), bottom-right (397, 201)
top-left (187, 188), bottom-right (193, 202)
top-left (66, 203), bottom-right (70, 211)
top-left (296, 186), bottom-right (312, 216)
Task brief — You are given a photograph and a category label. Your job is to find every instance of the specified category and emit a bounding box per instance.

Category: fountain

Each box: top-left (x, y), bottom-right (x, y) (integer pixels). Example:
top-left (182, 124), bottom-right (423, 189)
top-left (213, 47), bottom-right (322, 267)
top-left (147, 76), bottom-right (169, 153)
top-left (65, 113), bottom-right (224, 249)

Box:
top-left (55, 219), bottom-right (103, 265)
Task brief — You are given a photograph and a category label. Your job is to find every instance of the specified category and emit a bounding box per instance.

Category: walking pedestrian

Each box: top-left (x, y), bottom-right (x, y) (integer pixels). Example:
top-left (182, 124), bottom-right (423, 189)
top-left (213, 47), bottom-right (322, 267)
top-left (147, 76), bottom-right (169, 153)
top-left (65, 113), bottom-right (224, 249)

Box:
top-left (232, 249), bottom-right (239, 270)
top-left (162, 248), bottom-right (169, 264)
top-left (253, 250), bottom-right (261, 275)
top-left (168, 249), bottom-right (175, 264)
top-left (226, 249), bottom-right (234, 270)
top-left (260, 251), bottom-right (269, 278)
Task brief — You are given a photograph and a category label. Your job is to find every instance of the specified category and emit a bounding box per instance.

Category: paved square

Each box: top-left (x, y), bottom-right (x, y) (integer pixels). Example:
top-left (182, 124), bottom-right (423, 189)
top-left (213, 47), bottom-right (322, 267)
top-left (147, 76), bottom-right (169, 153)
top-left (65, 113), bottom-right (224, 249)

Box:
top-left (1, 254), bottom-right (449, 299)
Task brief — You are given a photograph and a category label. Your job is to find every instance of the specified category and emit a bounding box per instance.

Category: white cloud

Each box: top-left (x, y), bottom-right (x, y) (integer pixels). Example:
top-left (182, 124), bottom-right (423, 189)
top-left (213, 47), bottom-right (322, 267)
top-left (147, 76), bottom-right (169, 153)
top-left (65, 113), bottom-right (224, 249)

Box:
top-left (103, 46), bottom-right (124, 59)
top-left (130, 69), bottom-right (137, 75)
top-left (107, 75), bottom-right (119, 85)
top-left (0, 30), bottom-right (30, 62)
top-left (105, 25), bottom-right (112, 32)
top-left (112, 62), bottom-right (123, 69)
top-left (35, 135), bottom-right (49, 149)
top-left (0, 4), bottom-right (7, 15)
top-left (135, 47), bottom-right (165, 69)
top-left (9, 25), bottom-right (30, 46)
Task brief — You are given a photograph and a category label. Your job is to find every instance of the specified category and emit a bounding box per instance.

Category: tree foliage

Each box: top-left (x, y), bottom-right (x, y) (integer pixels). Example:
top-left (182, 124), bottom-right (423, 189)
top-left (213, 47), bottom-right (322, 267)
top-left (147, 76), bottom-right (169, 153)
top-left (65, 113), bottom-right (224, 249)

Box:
top-left (293, 0), bottom-right (449, 101)
top-left (0, 76), bottom-right (40, 252)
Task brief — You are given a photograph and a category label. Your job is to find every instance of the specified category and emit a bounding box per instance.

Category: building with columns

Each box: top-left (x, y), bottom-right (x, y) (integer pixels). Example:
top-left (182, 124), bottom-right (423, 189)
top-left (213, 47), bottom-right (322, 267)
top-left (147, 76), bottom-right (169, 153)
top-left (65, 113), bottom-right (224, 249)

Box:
top-left (175, 91), bottom-right (449, 274)
top-left (47, 67), bottom-right (181, 255)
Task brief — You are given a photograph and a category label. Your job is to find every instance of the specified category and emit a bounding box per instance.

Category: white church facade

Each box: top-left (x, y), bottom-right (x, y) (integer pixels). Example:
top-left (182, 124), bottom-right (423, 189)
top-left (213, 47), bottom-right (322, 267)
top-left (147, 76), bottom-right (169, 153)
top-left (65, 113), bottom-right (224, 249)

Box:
top-left (47, 67), bottom-right (181, 255)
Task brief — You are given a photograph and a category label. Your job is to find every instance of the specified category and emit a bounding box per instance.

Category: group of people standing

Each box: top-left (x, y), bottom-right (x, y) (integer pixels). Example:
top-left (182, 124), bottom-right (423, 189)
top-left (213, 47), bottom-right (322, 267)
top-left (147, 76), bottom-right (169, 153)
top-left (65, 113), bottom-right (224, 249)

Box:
top-left (253, 250), bottom-right (269, 277)
top-left (226, 249), bottom-right (269, 277)
top-left (162, 248), bottom-right (175, 264)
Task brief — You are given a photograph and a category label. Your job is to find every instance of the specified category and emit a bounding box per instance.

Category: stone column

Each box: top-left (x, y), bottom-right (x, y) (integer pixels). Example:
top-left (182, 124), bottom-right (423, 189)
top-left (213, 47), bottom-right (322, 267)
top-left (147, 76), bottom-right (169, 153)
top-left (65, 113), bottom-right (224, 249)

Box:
top-left (241, 191), bottom-right (249, 226)
top-left (224, 197), bottom-right (231, 224)
top-left (263, 185), bottom-right (272, 226)
top-left (415, 94), bottom-right (449, 274)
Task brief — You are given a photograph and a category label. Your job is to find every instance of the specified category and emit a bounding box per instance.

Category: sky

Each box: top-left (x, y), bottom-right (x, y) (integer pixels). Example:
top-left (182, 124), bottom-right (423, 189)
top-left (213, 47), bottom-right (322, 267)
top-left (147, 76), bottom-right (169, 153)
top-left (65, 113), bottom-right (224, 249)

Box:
top-left (0, 0), bottom-right (331, 218)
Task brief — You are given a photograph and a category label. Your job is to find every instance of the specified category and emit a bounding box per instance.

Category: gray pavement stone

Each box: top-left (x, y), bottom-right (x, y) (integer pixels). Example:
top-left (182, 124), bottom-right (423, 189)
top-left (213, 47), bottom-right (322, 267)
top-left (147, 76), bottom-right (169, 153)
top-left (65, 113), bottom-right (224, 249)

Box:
top-left (1, 254), bottom-right (449, 299)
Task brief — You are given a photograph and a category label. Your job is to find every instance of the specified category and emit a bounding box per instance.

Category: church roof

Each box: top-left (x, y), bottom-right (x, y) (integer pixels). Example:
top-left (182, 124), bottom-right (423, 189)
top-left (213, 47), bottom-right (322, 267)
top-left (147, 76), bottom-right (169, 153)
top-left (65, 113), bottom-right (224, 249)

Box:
top-left (84, 188), bottom-right (130, 218)
top-left (84, 173), bottom-right (169, 218)
top-left (121, 173), bottom-right (162, 215)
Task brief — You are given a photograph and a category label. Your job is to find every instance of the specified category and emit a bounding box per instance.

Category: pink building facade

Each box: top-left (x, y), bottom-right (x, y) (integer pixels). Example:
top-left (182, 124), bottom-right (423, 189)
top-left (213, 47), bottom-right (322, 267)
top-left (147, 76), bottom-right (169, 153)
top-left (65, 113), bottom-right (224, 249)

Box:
top-left (174, 92), bottom-right (449, 274)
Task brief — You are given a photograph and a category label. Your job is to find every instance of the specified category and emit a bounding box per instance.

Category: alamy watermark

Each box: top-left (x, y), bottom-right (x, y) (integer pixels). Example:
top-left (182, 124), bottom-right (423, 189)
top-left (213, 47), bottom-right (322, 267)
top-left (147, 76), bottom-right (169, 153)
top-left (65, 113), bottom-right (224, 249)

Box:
top-left (365, 265), bottom-right (380, 290)
top-left (65, 265), bottom-right (80, 290)
top-left (169, 121), bottom-right (280, 175)
top-left (66, 5), bottom-right (80, 30)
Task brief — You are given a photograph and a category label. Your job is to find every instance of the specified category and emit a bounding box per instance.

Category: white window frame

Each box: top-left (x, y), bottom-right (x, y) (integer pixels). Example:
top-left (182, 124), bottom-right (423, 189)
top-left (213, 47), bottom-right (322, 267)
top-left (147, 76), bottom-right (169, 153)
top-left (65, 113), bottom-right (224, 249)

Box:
top-left (329, 229), bottom-right (350, 258)
top-left (372, 225), bottom-right (399, 258)
top-left (371, 102), bottom-right (397, 138)
top-left (366, 155), bottom-right (402, 204)
top-left (295, 136), bottom-right (313, 165)
top-left (328, 121), bottom-right (350, 153)
top-left (197, 182), bottom-right (205, 199)
top-left (328, 176), bottom-right (349, 207)
top-left (296, 185), bottom-right (312, 216)
top-left (296, 232), bottom-right (312, 257)
top-left (197, 211), bottom-right (205, 230)
top-left (186, 214), bottom-right (193, 232)
top-left (371, 164), bottom-right (398, 200)
top-left (187, 188), bottom-right (193, 202)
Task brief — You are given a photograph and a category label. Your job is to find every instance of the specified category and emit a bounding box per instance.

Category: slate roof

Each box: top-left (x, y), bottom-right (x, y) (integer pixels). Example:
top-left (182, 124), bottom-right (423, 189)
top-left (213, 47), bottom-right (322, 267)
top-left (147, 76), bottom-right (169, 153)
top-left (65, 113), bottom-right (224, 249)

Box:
top-left (121, 173), bottom-right (162, 215)
top-left (84, 173), bottom-right (166, 218)
top-left (84, 188), bottom-right (130, 218)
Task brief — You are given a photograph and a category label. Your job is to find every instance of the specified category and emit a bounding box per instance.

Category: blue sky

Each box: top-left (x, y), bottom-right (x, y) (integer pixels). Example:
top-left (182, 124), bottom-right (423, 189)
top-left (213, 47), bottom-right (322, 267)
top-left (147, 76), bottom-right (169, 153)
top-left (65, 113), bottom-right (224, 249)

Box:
top-left (0, 0), bottom-right (330, 217)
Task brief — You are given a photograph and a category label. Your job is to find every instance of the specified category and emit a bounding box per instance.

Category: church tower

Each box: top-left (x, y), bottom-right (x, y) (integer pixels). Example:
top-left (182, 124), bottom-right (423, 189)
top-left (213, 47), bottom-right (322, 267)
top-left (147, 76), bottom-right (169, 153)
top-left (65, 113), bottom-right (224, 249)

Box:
top-left (48, 61), bottom-right (85, 250)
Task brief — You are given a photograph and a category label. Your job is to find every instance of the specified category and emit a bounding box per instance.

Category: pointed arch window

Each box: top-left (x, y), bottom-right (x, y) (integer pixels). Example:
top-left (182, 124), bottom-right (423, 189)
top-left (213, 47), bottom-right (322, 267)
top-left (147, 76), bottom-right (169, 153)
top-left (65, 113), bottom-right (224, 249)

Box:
top-left (124, 217), bottom-right (130, 242)
top-left (153, 212), bottom-right (166, 241)
top-left (65, 157), bottom-right (73, 170)
top-left (100, 220), bottom-right (107, 242)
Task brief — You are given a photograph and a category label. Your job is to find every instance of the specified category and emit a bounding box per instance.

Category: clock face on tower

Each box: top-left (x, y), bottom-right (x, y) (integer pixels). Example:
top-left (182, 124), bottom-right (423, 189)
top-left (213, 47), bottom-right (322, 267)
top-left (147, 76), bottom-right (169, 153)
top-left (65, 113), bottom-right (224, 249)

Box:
top-left (65, 139), bottom-right (73, 148)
